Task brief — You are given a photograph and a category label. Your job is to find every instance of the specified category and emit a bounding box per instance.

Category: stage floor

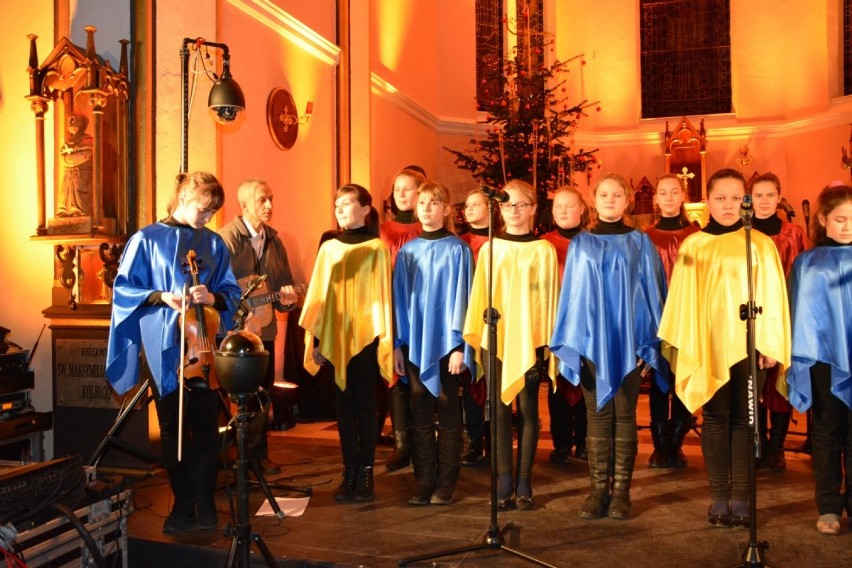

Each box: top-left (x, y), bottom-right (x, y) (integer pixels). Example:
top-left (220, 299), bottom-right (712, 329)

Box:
top-left (123, 392), bottom-right (851, 567)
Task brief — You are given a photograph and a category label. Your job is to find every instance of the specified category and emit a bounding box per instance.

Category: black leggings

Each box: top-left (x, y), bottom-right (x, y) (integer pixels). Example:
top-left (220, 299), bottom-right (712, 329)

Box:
top-left (811, 362), bottom-right (852, 515)
top-left (701, 359), bottom-right (764, 503)
top-left (484, 350), bottom-right (543, 486)
top-left (580, 360), bottom-right (642, 443)
top-left (407, 352), bottom-right (461, 431)
top-left (332, 341), bottom-right (379, 469)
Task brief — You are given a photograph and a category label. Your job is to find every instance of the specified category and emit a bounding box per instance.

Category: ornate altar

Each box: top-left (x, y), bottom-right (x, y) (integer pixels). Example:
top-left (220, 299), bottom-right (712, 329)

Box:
top-left (26, 26), bottom-right (129, 311)
top-left (664, 116), bottom-right (708, 225)
top-left (25, 28), bottom-right (151, 469)
top-left (630, 176), bottom-right (655, 230)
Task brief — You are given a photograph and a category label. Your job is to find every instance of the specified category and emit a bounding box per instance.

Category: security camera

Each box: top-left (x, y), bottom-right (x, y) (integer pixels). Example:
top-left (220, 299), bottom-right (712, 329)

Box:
top-left (211, 105), bottom-right (241, 124)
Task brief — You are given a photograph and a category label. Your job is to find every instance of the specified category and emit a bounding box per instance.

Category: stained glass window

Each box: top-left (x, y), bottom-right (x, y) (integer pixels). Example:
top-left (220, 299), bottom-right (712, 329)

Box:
top-left (640, 0), bottom-right (732, 118)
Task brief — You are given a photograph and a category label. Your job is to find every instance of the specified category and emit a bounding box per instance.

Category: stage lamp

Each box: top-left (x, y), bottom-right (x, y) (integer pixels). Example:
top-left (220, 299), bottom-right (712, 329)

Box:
top-left (180, 37), bottom-right (245, 172)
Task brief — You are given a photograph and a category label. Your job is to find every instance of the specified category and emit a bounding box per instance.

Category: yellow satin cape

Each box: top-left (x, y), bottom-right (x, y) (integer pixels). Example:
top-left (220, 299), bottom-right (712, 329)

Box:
top-left (658, 229), bottom-right (791, 413)
top-left (462, 239), bottom-right (559, 404)
top-left (299, 238), bottom-right (394, 390)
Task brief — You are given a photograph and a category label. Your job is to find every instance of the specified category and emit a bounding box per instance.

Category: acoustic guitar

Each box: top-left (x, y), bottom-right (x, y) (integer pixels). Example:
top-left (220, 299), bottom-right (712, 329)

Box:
top-left (236, 275), bottom-right (307, 334)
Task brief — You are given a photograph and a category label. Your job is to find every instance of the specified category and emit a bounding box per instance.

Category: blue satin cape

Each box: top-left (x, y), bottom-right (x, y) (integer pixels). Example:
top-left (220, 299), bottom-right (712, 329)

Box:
top-left (393, 234), bottom-right (475, 397)
top-left (550, 230), bottom-right (668, 410)
top-left (786, 246), bottom-right (852, 411)
top-left (106, 222), bottom-right (241, 398)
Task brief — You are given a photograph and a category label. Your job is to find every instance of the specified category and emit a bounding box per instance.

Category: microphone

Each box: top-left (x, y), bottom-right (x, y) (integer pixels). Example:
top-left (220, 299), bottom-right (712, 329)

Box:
top-left (802, 199), bottom-right (811, 219)
top-left (481, 184), bottom-right (510, 203)
top-left (739, 194), bottom-right (754, 222)
top-left (243, 274), bottom-right (267, 300)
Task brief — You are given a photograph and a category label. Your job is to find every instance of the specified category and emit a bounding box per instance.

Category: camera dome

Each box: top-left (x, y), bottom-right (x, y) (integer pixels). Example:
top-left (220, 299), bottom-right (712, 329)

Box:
top-left (214, 331), bottom-right (268, 395)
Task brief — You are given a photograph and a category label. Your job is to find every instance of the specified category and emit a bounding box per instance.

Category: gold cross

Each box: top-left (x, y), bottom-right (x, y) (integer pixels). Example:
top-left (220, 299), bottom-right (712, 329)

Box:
top-left (676, 167), bottom-right (695, 190)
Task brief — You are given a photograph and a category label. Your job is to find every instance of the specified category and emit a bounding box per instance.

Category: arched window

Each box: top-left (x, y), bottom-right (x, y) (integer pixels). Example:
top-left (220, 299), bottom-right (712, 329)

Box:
top-left (640, 0), bottom-right (733, 118)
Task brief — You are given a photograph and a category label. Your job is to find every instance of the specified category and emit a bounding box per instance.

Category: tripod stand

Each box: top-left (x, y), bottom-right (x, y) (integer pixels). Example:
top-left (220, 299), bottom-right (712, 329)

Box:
top-left (729, 196), bottom-right (771, 568)
top-left (225, 393), bottom-right (279, 568)
top-left (88, 377), bottom-right (160, 471)
top-left (218, 388), bottom-right (312, 520)
top-left (398, 189), bottom-right (556, 568)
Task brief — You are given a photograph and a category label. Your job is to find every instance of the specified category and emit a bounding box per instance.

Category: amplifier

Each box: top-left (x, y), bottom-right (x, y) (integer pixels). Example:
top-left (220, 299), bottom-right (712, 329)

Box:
top-left (0, 350), bottom-right (28, 375)
top-left (0, 371), bottom-right (34, 396)
top-left (0, 391), bottom-right (30, 420)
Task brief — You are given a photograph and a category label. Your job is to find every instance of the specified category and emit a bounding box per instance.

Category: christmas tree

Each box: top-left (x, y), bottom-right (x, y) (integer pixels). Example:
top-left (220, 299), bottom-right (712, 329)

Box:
top-left (445, 9), bottom-right (600, 228)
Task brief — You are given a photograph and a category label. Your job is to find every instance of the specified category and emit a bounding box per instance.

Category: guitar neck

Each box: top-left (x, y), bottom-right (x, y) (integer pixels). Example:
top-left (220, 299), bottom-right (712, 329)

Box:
top-left (247, 291), bottom-right (280, 309)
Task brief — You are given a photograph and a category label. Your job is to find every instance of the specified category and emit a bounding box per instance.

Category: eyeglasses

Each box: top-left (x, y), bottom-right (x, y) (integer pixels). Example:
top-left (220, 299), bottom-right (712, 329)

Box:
top-left (500, 202), bottom-right (531, 211)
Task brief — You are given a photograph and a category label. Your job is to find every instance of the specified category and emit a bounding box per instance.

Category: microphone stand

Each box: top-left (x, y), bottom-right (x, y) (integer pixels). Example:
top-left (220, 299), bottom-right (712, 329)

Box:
top-left (730, 204), bottom-right (771, 568)
top-left (398, 194), bottom-right (555, 568)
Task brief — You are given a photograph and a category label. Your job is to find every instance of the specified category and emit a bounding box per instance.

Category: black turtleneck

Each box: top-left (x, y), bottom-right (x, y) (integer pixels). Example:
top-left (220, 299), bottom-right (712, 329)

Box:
top-left (656, 216), bottom-right (691, 231)
top-left (556, 226), bottom-right (583, 240)
top-left (497, 231), bottom-right (538, 242)
top-left (468, 226), bottom-right (489, 237)
top-left (818, 236), bottom-right (852, 247)
top-left (592, 219), bottom-right (634, 235)
top-left (420, 227), bottom-right (452, 240)
top-left (752, 213), bottom-right (782, 236)
top-left (336, 225), bottom-right (377, 244)
top-left (395, 210), bottom-right (416, 224)
top-left (162, 217), bottom-right (192, 229)
top-left (702, 217), bottom-right (743, 235)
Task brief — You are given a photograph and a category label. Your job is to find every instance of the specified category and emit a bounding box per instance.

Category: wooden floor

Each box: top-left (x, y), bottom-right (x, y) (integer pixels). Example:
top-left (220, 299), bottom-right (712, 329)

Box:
top-left (119, 386), bottom-right (851, 567)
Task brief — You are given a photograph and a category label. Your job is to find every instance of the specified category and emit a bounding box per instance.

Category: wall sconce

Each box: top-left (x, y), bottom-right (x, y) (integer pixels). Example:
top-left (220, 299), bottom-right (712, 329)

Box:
top-left (736, 145), bottom-right (753, 169)
top-left (266, 88), bottom-right (312, 150)
top-left (180, 37), bottom-right (245, 172)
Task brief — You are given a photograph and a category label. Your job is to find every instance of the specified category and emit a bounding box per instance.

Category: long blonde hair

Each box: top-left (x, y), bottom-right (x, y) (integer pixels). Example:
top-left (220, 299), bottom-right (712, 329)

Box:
top-left (590, 173), bottom-right (633, 228)
top-left (416, 182), bottom-right (455, 232)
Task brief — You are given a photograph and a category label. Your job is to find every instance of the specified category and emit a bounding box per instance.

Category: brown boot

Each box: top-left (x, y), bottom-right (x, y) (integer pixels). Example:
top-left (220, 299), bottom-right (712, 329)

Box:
top-left (609, 438), bottom-right (638, 520)
top-left (579, 437), bottom-right (612, 519)
top-left (408, 427), bottom-right (436, 505)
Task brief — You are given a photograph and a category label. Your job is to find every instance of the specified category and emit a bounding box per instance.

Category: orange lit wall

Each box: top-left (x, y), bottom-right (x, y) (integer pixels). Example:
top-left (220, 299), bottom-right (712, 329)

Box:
top-left (0, 0), bottom-right (56, 453)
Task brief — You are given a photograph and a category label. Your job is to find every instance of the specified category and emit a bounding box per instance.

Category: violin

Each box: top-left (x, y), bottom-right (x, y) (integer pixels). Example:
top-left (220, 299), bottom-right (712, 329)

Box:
top-left (180, 250), bottom-right (221, 391)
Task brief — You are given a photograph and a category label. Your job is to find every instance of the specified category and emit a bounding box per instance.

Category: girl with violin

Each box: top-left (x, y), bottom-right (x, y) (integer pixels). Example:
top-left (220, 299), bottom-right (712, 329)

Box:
top-left (107, 171), bottom-right (241, 534)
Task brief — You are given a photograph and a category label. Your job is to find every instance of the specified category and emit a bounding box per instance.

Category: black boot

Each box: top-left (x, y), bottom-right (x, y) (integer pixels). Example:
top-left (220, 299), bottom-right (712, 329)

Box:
top-left (194, 462), bottom-right (219, 531)
top-left (353, 466), bottom-right (375, 502)
top-left (768, 411), bottom-right (790, 470)
top-left (408, 427), bottom-right (437, 505)
top-left (669, 419), bottom-right (690, 468)
top-left (163, 464), bottom-right (196, 533)
top-left (579, 437), bottom-right (612, 519)
top-left (648, 421), bottom-right (671, 468)
top-left (462, 434), bottom-right (483, 466)
top-left (386, 382), bottom-right (411, 470)
top-left (386, 430), bottom-right (410, 471)
top-left (431, 428), bottom-right (462, 505)
top-left (609, 438), bottom-right (638, 520)
top-left (334, 467), bottom-right (357, 501)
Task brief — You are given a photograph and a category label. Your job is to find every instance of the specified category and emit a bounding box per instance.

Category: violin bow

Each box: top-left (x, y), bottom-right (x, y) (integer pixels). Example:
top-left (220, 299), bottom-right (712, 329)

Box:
top-left (178, 283), bottom-right (188, 462)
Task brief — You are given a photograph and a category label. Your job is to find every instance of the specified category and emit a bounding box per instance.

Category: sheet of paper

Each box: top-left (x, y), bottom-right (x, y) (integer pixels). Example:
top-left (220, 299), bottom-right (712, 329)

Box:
top-left (255, 496), bottom-right (310, 517)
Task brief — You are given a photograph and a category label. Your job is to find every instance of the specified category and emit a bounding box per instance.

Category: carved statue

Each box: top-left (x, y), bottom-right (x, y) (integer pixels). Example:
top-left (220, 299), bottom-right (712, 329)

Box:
top-left (56, 113), bottom-right (94, 217)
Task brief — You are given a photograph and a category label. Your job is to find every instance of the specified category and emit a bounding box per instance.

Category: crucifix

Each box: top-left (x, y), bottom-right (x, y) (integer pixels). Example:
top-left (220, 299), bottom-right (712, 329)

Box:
top-left (676, 167), bottom-right (695, 192)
